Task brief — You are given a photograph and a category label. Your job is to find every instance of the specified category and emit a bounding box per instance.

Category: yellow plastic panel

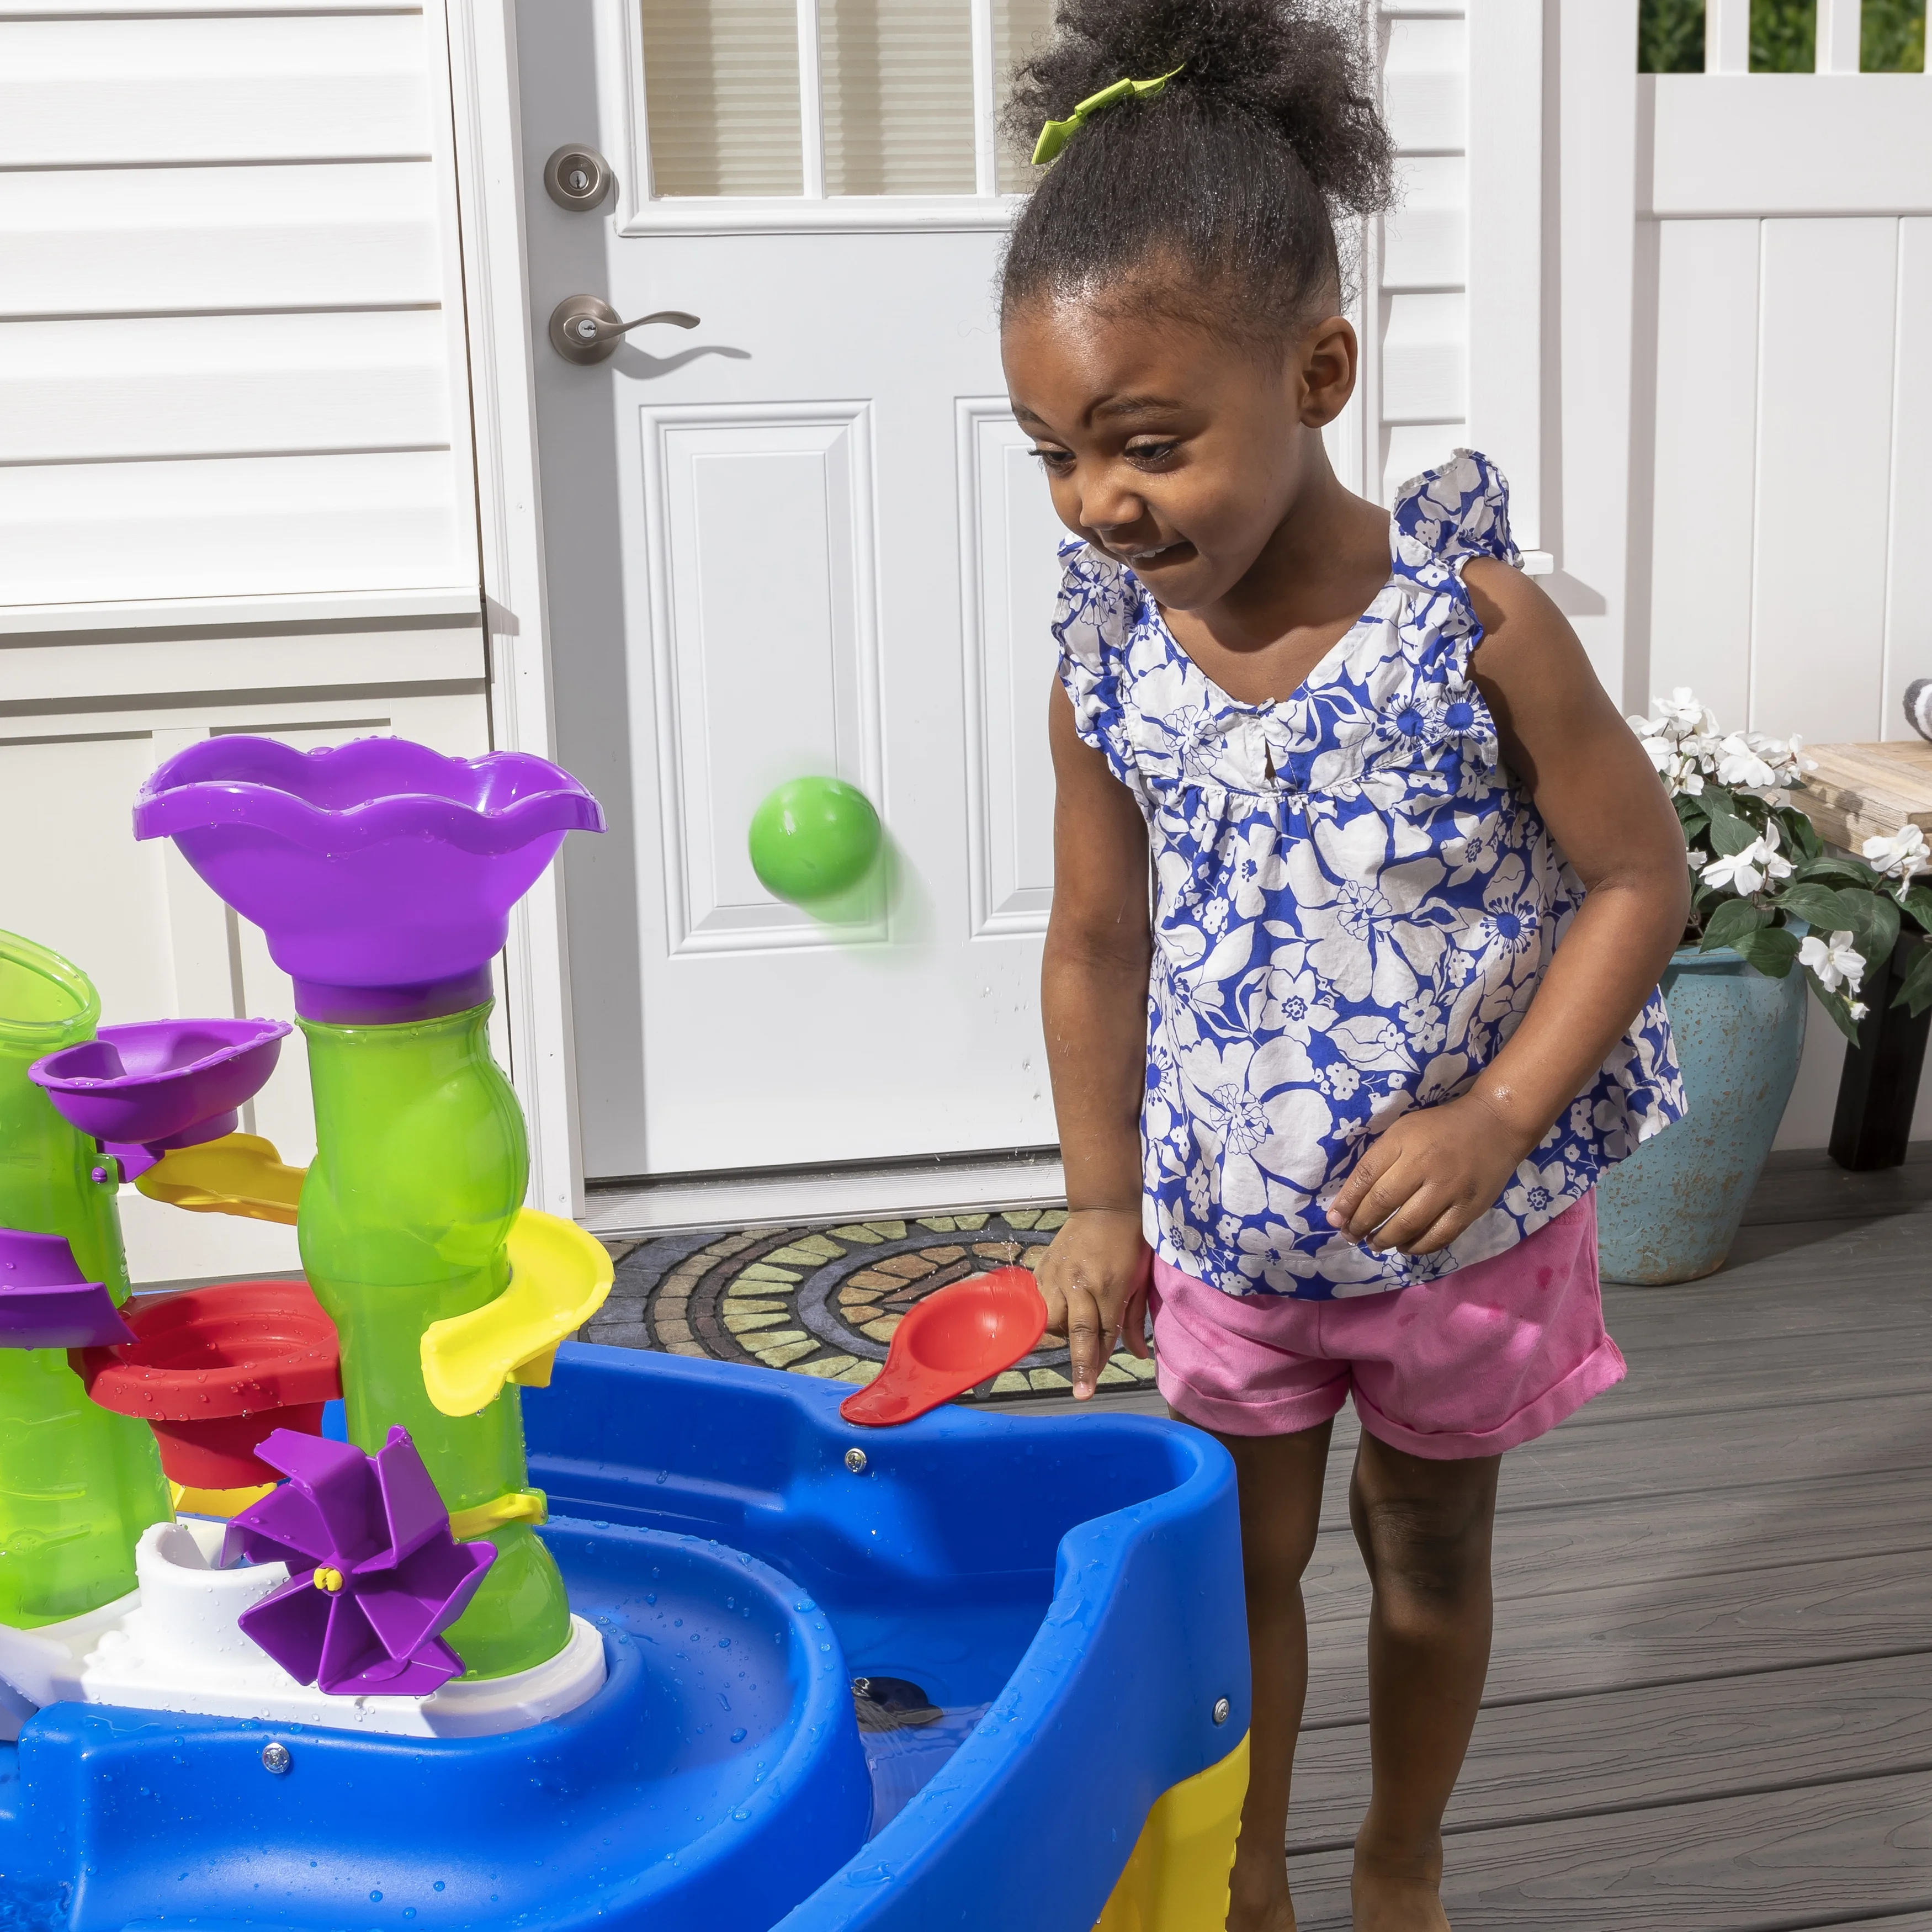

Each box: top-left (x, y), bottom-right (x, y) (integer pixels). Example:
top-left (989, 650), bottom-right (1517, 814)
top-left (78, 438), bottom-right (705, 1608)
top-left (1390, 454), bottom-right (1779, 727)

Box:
top-left (419, 1210), bottom-right (614, 1418)
top-left (136, 1132), bottom-right (304, 1225)
top-left (1094, 1732), bottom-right (1249, 1932)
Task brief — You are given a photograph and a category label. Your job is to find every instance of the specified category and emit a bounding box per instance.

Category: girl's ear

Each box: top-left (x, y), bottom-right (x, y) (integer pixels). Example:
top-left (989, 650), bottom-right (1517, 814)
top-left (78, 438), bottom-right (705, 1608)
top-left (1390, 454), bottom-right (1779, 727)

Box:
top-left (1296, 314), bottom-right (1359, 428)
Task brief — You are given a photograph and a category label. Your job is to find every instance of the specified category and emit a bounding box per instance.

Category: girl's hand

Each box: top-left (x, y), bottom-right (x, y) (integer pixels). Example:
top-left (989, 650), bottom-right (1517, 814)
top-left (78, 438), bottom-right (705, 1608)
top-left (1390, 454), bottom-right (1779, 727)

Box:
top-left (1035, 1208), bottom-right (1154, 1399)
top-left (1324, 1095), bottom-right (1536, 1256)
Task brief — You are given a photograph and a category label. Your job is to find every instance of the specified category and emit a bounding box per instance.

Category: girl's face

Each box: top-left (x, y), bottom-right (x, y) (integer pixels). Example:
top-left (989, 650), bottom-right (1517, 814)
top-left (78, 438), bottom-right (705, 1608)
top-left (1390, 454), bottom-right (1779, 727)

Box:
top-left (1001, 292), bottom-right (1356, 613)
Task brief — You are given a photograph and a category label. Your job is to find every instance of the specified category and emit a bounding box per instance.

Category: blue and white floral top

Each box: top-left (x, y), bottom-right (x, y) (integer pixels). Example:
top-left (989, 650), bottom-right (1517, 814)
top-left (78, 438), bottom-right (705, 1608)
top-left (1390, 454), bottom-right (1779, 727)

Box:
top-left (1054, 452), bottom-right (1685, 1299)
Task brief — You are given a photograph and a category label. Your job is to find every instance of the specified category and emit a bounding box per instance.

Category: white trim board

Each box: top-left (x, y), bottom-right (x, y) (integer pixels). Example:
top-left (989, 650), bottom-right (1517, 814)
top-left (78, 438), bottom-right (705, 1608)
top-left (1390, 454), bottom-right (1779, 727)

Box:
top-left (585, 1153), bottom-right (1068, 1240)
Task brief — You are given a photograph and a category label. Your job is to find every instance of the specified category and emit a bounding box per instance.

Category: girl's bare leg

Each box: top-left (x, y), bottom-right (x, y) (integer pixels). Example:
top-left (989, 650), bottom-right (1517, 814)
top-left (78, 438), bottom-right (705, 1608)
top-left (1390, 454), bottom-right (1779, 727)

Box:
top-left (1347, 1431), bottom-right (1500, 1932)
top-left (1214, 1418), bottom-right (1335, 1932)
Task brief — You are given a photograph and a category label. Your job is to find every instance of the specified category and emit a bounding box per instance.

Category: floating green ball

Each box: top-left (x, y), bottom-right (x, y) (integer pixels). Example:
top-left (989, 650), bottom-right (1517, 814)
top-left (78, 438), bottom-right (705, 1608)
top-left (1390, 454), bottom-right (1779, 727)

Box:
top-left (748, 777), bottom-right (883, 905)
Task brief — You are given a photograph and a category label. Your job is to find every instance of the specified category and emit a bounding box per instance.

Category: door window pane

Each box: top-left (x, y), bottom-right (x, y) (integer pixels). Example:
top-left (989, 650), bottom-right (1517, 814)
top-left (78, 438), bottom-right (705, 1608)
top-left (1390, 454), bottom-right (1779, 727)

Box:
top-left (994, 0), bottom-right (1055, 193)
top-left (642, 0), bottom-right (803, 196)
top-left (820, 0), bottom-right (974, 195)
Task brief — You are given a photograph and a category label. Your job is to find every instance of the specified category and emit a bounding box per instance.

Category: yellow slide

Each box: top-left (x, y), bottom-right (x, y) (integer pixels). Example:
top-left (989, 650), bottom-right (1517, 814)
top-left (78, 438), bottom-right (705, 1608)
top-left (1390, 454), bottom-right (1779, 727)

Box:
top-left (420, 1209), bottom-right (614, 1418)
top-left (135, 1132), bottom-right (304, 1225)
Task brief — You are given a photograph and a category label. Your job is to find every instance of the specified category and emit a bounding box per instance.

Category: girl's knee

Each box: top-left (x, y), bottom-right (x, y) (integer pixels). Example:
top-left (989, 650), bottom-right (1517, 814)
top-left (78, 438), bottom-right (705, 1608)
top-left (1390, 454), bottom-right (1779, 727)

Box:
top-left (1350, 1489), bottom-right (1492, 1605)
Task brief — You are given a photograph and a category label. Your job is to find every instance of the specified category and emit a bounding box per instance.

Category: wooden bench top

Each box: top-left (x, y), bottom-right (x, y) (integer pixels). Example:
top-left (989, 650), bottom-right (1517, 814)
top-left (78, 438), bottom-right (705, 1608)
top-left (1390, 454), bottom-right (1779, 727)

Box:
top-left (1795, 739), bottom-right (1932, 850)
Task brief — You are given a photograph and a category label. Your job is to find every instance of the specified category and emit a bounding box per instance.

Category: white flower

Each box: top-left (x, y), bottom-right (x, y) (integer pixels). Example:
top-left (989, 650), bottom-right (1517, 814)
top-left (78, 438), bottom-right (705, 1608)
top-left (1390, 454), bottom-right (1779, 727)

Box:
top-left (1747, 731), bottom-right (1813, 785)
top-left (1715, 733), bottom-right (1778, 790)
top-left (1654, 688), bottom-right (1716, 737)
top-left (1798, 929), bottom-right (1866, 995)
top-left (1850, 1001), bottom-right (1870, 1021)
top-left (1861, 825), bottom-right (1929, 882)
top-left (1699, 829), bottom-right (1791, 898)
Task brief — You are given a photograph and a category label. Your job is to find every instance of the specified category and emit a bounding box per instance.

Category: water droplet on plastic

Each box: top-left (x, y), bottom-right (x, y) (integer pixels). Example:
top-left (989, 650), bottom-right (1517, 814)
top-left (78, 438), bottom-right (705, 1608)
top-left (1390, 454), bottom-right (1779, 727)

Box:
top-left (732, 1807), bottom-right (750, 1821)
top-left (433, 1881), bottom-right (445, 1892)
top-left (370, 1892), bottom-right (383, 1903)
top-left (730, 1728), bottom-right (746, 1743)
top-left (645, 1593), bottom-right (656, 1605)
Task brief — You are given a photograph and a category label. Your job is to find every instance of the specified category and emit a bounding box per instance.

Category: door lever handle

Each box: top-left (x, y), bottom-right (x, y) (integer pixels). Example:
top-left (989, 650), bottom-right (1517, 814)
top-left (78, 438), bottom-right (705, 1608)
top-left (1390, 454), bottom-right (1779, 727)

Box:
top-left (549, 295), bottom-right (700, 365)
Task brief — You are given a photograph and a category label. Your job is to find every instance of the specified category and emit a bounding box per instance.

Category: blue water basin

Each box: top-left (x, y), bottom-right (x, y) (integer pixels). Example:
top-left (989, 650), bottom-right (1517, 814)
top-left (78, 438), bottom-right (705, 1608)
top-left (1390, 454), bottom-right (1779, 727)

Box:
top-left (0, 1344), bottom-right (1245, 1931)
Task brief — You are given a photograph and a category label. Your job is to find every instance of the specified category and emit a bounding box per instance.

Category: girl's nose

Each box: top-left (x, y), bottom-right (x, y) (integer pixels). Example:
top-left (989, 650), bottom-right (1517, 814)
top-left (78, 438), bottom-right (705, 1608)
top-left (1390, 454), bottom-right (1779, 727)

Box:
top-left (1080, 474), bottom-right (1149, 536)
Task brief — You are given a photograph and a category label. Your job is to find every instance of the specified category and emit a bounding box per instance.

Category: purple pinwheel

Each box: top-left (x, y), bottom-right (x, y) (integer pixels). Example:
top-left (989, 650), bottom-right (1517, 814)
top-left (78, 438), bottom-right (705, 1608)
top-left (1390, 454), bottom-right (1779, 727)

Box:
top-left (224, 1425), bottom-right (496, 1697)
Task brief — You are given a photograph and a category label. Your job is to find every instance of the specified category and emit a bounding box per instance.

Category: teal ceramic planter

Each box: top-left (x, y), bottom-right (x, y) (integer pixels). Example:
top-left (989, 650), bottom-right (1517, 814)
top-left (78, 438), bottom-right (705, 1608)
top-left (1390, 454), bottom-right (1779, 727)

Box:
top-left (1596, 946), bottom-right (1807, 1285)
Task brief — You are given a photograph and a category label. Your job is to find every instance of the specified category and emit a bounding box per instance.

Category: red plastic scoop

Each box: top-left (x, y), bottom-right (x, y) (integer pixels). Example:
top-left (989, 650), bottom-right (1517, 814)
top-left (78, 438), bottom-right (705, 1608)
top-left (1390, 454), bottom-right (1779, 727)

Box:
top-left (839, 1267), bottom-right (1048, 1427)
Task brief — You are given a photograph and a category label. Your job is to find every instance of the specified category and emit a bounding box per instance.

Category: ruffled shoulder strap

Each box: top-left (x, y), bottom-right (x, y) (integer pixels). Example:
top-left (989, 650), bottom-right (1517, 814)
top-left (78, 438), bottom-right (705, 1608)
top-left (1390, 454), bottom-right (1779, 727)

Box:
top-left (1389, 450), bottom-right (1520, 589)
top-left (1050, 538), bottom-right (1150, 805)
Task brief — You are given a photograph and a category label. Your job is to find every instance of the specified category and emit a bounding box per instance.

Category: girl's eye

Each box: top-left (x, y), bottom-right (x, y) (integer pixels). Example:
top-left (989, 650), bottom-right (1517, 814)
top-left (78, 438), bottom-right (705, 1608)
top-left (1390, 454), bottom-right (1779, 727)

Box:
top-left (1126, 440), bottom-right (1179, 466)
top-left (1029, 447), bottom-right (1074, 470)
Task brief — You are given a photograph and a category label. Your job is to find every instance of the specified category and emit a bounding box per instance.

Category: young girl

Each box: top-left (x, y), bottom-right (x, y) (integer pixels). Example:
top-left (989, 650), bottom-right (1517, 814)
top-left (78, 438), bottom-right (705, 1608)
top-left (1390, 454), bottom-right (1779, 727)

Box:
top-left (1002, 6), bottom-right (1690, 1929)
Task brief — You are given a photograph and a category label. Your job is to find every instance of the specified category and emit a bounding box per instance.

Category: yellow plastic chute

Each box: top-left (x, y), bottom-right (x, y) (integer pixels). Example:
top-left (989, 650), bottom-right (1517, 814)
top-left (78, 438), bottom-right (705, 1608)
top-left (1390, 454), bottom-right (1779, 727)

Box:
top-left (1092, 1731), bottom-right (1250, 1932)
top-left (420, 1209), bottom-right (614, 1418)
top-left (135, 1132), bottom-right (305, 1225)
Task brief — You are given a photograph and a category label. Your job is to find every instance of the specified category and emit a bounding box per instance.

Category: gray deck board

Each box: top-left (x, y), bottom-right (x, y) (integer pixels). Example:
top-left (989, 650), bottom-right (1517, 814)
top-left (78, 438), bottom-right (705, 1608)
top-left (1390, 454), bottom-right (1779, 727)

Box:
top-left (1299, 1464), bottom-right (1932, 1618)
top-left (1282, 1771), bottom-right (1932, 1930)
top-left (1301, 1544), bottom-right (1932, 1727)
top-left (1286, 1653), bottom-right (1932, 1852)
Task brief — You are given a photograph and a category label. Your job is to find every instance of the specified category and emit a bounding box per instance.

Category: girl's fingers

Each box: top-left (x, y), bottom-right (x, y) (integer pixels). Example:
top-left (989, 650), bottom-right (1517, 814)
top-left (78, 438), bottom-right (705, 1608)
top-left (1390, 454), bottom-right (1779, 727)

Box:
top-left (1121, 1278), bottom-right (1152, 1360)
top-left (1328, 1138), bottom-right (1403, 1230)
top-left (1342, 1155), bottom-right (1418, 1240)
top-left (1063, 1285), bottom-right (1106, 1399)
top-left (1404, 1203), bottom-right (1472, 1256)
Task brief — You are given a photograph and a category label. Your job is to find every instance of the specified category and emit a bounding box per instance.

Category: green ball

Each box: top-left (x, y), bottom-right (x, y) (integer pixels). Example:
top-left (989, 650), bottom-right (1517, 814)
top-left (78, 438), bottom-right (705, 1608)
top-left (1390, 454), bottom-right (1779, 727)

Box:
top-left (748, 777), bottom-right (883, 905)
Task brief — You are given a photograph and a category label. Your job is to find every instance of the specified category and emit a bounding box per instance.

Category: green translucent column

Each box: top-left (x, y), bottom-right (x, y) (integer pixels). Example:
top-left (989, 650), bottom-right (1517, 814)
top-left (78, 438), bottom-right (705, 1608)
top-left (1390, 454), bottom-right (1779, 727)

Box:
top-left (296, 1002), bottom-right (571, 1680)
top-left (0, 931), bottom-right (172, 1628)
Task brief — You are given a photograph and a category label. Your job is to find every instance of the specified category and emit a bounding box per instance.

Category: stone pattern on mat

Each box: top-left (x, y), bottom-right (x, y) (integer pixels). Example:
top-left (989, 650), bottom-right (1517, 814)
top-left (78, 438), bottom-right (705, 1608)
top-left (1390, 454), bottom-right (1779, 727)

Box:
top-left (588, 1211), bottom-right (1159, 1399)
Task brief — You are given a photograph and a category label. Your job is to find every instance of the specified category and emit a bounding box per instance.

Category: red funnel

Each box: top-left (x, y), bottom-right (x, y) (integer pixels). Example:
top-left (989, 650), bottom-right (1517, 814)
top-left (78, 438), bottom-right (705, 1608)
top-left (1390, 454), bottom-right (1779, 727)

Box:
top-left (839, 1267), bottom-right (1047, 1428)
top-left (75, 1279), bottom-right (341, 1489)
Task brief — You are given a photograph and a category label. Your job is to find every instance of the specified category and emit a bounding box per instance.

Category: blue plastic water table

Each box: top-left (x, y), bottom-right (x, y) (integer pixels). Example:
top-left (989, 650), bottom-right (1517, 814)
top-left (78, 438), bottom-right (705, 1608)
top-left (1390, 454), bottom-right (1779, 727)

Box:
top-left (0, 1344), bottom-right (1249, 1930)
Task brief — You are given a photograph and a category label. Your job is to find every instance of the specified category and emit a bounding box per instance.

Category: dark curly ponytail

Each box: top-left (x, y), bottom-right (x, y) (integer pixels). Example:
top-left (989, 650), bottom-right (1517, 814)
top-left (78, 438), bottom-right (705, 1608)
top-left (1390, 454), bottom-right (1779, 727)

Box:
top-left (1000, 0), bottom-right (1394, 343)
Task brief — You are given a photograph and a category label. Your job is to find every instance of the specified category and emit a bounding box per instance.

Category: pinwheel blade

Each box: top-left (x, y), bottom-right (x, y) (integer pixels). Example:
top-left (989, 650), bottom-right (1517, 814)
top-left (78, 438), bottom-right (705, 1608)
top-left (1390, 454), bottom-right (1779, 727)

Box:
top-left (356, 1536), bottom-right (494, 1661)
top-left (254, 1429), bottom-right (386, 1568)
top-left (368, 1425), bottom-right (450, 1568)
top-left (237, 1571), bottom-right (330, 1687)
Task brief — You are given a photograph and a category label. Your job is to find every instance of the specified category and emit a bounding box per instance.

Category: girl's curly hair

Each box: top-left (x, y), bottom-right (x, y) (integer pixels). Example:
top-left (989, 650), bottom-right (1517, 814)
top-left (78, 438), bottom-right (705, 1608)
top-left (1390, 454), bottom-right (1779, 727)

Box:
top-left (1000, 0), bottom-right (1395, 343)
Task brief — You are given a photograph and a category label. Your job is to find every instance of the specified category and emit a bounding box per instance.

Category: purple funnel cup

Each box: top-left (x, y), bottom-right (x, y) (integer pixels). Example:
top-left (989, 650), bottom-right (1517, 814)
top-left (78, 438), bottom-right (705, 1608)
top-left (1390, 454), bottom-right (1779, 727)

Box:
top-left (0, 1229), bottom-right (136, 1350)
top-left (132, 737), bottom-right (604, 1025)
top-left (30, 1018), bottom-right (289, 1158)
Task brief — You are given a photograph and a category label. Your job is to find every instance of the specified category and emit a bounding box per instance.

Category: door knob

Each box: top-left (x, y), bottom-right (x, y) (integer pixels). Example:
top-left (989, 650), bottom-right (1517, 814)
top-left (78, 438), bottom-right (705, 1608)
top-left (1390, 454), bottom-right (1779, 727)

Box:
top-left (548, 295), bottom-right (700, 365)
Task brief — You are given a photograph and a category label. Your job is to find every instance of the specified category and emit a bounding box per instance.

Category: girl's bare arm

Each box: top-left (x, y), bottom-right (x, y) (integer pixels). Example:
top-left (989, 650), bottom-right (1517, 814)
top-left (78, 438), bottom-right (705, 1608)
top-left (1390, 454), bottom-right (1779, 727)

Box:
top-left (1327, 563), bottom-right (1690, 1253)
top-left (1036, 681), bottom-right (1156, 1397)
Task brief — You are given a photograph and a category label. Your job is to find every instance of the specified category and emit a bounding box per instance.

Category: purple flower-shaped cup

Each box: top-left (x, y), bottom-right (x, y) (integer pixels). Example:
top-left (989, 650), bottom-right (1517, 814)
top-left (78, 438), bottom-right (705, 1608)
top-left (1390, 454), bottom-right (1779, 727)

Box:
top-left (225, 1425), bottom-right (496, 1697)
top-left (133, 737), bottom-right (604, 1024)
top-left (0, 1229), bottom-right (136, 1350)
top-left (30, 1018), bottom-right (289, 1165)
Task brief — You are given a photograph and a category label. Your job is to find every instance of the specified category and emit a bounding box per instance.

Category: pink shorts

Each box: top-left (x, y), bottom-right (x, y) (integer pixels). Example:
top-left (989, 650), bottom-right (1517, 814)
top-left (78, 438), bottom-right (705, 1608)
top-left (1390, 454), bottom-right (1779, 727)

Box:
top-left (1149, 1193), bottom-right (1623, 1459)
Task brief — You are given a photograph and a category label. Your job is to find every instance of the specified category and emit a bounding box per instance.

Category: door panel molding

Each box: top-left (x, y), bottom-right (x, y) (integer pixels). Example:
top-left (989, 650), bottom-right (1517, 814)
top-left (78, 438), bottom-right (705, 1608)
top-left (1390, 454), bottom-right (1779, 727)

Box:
top-left (956, 398), bottom-right (1057, 939)
top-left (635, 399), bottom-right (885, 953)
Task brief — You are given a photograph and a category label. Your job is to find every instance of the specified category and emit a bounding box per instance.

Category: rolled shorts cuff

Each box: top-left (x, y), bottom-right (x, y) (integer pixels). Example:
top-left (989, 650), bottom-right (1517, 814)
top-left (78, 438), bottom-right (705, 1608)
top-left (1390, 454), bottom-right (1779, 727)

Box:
top-left (1153, 1354), bottom-right (1351, 1440)
top-left (1350, 1333), bottom-right (1628, 1461)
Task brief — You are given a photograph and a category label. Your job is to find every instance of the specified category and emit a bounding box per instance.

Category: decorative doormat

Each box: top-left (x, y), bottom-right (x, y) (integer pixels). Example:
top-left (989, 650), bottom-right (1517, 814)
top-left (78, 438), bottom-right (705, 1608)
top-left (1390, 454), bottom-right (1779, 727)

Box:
top-left (587, 1209), bottom-right (1160, 1403)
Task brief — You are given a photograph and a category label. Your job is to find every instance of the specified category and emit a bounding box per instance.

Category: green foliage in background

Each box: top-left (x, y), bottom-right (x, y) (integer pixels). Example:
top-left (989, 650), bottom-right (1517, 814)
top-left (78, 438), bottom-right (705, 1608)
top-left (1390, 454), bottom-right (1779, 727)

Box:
top-left (1638, 0), bottom-right (1925, 71)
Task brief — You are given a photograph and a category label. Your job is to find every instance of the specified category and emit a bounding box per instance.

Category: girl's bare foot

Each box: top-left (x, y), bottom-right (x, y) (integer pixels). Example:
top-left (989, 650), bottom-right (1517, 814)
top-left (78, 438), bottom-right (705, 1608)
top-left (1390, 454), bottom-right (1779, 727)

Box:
top-left (1225, 1856), bottom-right (1297, 1932)
top-left (1350, 1838), bottom-right (1450, 1931)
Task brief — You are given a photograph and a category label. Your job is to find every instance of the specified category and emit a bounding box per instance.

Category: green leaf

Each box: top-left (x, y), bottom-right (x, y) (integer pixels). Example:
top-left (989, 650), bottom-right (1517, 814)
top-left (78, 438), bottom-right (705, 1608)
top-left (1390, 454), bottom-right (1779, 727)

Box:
top-left (1703, 800), bottom-right (1759, 857)
top-left (1777, 806), bottom-right (1824, 861)
top-left (1790, 857), bottom-right (1877, 889)
top-left (1700, 898), bottom-right (1770, 951)
top-left (1892, 941), bottom-right (1932, 1017)
top-left (1729, 923), bottom-right (1801, 979)
top-left (1898, 885), bottom-right (1932, 935)
top-left (1772, 883), bottom-right (1853, 933)
top-left (1834, 888), bottom-right (1901, 978)
top-left (1807, 973), bottom-right (1866, 1044)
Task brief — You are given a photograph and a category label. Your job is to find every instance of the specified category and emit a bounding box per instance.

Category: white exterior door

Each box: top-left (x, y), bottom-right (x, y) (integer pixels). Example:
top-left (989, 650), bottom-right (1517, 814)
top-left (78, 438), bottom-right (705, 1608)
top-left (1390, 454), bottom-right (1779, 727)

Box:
top-left (518, 1), bottom-right (1068, 1180)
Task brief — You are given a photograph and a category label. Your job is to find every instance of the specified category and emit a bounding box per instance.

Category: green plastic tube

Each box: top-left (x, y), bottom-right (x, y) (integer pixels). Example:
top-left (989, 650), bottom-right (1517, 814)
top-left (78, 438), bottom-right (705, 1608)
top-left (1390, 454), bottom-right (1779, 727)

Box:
top-left (0, 931), bottom-right (172, 1629)
top-left (297, 1002), bottom-right (571, 1680)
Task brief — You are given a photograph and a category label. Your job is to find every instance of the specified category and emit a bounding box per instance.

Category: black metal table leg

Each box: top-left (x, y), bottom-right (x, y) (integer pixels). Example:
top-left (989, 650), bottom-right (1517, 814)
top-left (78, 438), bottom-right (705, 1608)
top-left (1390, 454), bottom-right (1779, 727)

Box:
top-left (1830, 934), bottom-right (1932, 1170)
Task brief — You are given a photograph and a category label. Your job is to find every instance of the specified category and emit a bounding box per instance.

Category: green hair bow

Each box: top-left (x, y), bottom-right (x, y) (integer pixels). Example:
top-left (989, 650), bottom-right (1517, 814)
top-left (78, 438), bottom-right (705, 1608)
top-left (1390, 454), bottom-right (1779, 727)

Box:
top-left (1031, 65), bottom-right (1183, 167)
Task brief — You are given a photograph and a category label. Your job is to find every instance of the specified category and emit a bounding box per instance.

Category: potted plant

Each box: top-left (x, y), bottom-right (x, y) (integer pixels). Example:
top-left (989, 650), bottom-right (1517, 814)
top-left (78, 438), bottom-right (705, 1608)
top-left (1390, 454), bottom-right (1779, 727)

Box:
top-left (1596, 691), bottom-right (1932, 1282)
